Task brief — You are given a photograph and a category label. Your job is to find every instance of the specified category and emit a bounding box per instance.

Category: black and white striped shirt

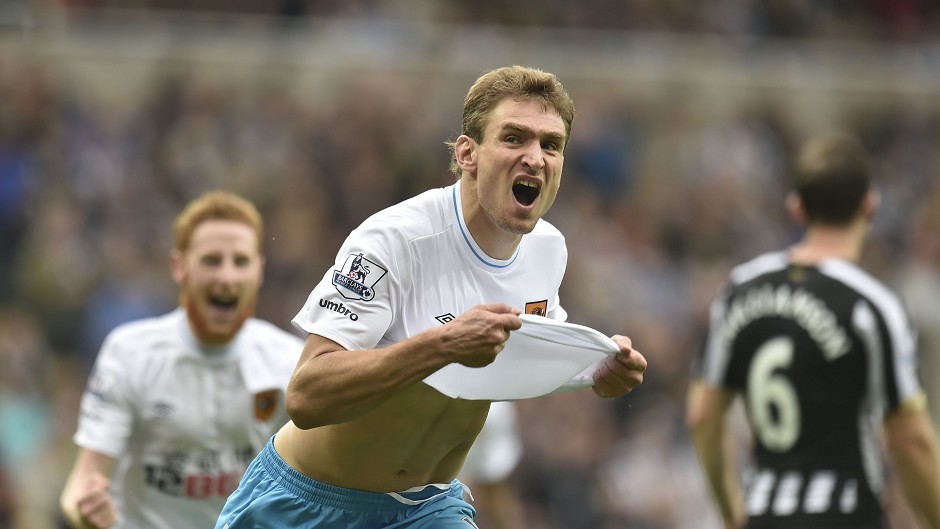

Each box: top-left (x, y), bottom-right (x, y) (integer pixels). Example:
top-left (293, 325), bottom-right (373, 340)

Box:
top-left (697, 251), bottom-right (922, 529)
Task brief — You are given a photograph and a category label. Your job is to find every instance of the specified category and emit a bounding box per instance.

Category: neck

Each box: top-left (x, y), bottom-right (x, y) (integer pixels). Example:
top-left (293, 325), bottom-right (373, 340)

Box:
top-left (459, 180), bottom-right (522, 261)
top-left (789, 220), bottom-right (867, 265)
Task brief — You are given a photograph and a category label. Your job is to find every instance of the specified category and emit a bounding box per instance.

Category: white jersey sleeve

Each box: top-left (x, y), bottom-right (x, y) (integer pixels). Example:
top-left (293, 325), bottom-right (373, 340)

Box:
top-left (75, 326), bottom-right (138, 457)
top-left (293, 219), bottom-right (408, 351)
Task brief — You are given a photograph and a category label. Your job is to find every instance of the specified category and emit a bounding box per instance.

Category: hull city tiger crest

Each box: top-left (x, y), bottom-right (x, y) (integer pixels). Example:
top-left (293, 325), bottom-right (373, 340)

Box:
top-left (332, 253), bottom-right (388, 301)
top-left (525, 300), bottom-right (548, 316)
top-left (254, 390), bottom-right (279, 421)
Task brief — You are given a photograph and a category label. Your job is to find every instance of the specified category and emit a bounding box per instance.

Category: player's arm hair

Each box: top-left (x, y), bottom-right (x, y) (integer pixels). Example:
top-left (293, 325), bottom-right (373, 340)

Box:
top-left (884, 394), bottom-right (940, 529)
top-left (60, 448), bottom-right (118, 529)
top-left (686, 379), bottom-right (746, 529)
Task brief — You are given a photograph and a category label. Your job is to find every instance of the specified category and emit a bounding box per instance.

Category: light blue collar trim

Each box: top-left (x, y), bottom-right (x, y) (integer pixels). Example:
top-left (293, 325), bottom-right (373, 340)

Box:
top-left (451, 183), bottom-right (519, 270)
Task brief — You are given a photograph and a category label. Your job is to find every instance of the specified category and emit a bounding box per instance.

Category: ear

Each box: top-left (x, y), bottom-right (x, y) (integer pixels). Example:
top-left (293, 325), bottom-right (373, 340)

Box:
top-left (170, 249), bottom-right (185, 285)
top-left (454, 135), bottom-right (478, 176)
top-left (861, 189), bottom-right (879, 222)
top-left (785, 192), bottom-right (807, 224)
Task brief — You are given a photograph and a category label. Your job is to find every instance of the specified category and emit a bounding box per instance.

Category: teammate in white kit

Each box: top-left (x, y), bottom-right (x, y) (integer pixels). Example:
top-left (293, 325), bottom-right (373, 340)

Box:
top-left (60, 190), bottom-right (303, 529)
top-left (215, 65), bottom-right (648, 529)
top-left (687, 134), bottom-right (940, 529)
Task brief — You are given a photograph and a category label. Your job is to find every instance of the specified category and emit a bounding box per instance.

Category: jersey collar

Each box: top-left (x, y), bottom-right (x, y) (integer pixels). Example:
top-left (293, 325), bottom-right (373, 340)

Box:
top-left (451, 180), bottom-right (521, 271)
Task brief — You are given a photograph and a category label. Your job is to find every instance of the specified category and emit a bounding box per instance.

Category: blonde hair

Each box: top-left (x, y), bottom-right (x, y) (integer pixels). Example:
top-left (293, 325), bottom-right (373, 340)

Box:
top-left (447, 65), bottom-right (575, 176)
top-left (173, 190), bottom-right (263, 253)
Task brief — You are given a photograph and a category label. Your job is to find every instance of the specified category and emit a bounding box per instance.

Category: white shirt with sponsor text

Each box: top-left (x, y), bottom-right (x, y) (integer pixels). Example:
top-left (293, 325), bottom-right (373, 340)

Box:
top-left (75, 309), bottom-right (303, 529)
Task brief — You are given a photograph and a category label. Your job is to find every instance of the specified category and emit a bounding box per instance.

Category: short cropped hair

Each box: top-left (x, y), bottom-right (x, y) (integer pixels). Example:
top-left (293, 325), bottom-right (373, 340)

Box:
top-left (173, 190), bottom-right (264, 253)
top-left (447, 65), bottom-right (576, 176)
top-left (794, 134), bottom-right (872, 226)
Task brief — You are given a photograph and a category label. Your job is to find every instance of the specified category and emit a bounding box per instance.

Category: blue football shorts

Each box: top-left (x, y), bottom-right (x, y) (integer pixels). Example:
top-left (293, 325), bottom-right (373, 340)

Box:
top-left (216, 437), bottom-right (478, 529)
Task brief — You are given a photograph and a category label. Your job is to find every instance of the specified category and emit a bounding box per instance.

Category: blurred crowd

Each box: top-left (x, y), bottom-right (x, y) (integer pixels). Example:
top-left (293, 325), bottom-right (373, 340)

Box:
top-left (3, 6), bottom-right (940, 529)
top-left (27, 0), bottom-right (940, 42)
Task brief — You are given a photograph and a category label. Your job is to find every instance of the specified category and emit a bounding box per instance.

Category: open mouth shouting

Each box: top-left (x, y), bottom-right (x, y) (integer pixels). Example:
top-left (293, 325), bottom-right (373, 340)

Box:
top-left (512, 179), bottom-right (541, 208)
top-left (207, 292), bottom-right (240, 317)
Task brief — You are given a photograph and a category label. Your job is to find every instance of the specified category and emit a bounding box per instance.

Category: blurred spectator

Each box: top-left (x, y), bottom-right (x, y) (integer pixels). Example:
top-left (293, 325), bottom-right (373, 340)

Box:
top-left (0, 456), bottom-right (14, 528)
top-left (515, 391), bottom-right (620, 528)
top-left (0, 307), bottom-right (63, 529)
top-left (895, 190), bottom-right (940, 433)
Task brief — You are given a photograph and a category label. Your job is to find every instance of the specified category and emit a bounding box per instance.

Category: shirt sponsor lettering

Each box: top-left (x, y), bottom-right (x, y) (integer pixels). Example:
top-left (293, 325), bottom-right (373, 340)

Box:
top-left (319, 298), bottom-right (360, 321)
top-left (143, 447), bottom-right (254, 499)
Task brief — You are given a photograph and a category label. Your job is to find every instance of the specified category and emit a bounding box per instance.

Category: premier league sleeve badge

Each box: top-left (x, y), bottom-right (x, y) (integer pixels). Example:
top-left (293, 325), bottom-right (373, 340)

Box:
top-left (332, 253), bottom-right (388, 301)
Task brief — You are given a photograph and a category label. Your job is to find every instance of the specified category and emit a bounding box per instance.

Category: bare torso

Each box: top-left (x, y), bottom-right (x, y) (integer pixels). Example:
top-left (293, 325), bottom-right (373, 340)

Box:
top-left (274, 383), bottom-right (490, 492)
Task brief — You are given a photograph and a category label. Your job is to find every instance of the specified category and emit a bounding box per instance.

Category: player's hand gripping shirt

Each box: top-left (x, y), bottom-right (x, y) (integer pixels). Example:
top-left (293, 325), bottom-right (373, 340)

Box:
top-left (75, 309), bottom-right (303, 529)
top-left (293, 180), bottom-right (569, 358)
top-left (695, 251), bottom-right (922, 528)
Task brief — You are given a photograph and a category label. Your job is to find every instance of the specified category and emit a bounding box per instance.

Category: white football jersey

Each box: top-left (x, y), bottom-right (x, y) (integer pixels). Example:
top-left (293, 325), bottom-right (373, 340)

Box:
top-left (74, 309), bottom-right (303, 529)
top-left (292, 180), bottom-right (569, 353)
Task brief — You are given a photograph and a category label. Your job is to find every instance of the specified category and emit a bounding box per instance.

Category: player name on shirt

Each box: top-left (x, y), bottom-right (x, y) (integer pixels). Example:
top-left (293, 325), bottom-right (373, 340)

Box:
top-left (723, 283), bottom-right (850, 361)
